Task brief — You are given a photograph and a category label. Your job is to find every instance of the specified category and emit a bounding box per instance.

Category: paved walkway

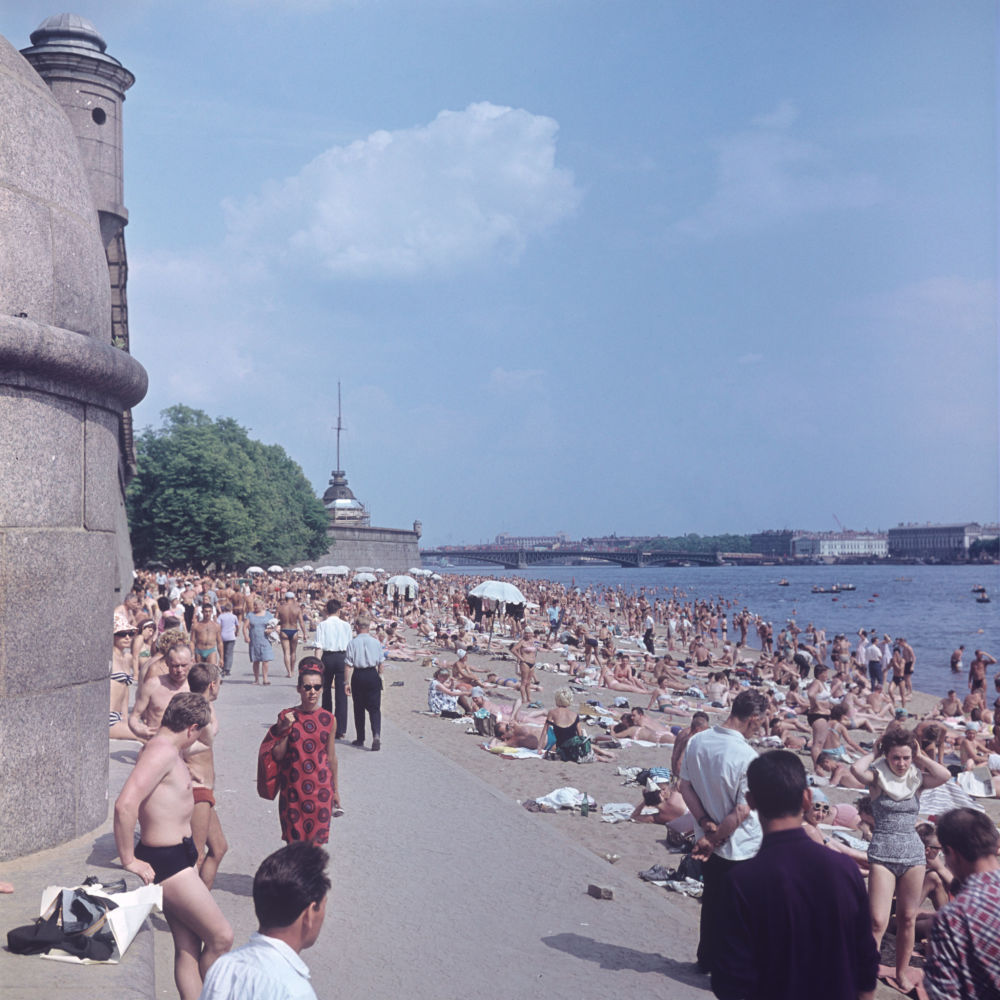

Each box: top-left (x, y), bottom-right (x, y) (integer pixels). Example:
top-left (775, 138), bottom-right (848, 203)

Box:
top-left (3, 643), bottom-right (707, 1000)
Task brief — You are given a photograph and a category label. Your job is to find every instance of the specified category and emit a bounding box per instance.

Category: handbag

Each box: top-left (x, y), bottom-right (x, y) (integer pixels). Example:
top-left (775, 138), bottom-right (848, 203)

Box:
top-left (257, 723), bottom-right (282, 800)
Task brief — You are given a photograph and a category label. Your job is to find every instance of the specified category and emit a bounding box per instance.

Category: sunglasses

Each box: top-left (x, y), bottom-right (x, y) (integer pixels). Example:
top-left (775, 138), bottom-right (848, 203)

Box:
top-left (115, 630), bottom-right (138, 637)
top-left (300, 684), bottom-right (322, 691)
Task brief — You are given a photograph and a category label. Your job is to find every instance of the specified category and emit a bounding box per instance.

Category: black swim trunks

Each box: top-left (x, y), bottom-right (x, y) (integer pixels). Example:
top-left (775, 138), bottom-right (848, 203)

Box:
top-left (135, 837), bottom-right (198, 884)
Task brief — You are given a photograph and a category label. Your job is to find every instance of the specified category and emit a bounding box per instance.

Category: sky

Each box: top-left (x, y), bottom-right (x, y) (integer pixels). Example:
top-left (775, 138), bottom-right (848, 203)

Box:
top-left (5, 1), bottom-right (997, 546)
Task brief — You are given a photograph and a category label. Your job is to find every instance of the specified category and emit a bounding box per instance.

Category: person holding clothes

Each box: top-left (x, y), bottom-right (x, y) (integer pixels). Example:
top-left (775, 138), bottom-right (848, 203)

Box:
top-left (272, 660), bottom-right (340, 843)
top-left (198, 841), bottom-right (331, 1000)
top-left (849, 725), bottom-right (951, 993)
top-left (344, 613), bottom-right (386, 751)
top-left (711, 750), bottom-right (879, 1000)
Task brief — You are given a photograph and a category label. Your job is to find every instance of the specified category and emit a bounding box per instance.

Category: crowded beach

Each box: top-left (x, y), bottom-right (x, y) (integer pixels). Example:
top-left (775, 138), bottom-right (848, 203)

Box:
top-left (106, 565), bottom-right (1000, 999)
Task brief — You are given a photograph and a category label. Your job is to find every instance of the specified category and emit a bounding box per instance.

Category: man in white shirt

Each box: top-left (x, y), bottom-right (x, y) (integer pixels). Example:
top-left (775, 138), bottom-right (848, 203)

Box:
top-left (313, 599), bottom-right (353, 738)
top-left (679, 689), bottom-right (768, 977)
top-left (198, 842), bottom-right (330, 1000)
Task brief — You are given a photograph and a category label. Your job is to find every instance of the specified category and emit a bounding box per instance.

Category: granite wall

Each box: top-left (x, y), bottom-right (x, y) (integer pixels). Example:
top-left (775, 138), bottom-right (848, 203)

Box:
top-left (318, 525), bottom-right (422, 575)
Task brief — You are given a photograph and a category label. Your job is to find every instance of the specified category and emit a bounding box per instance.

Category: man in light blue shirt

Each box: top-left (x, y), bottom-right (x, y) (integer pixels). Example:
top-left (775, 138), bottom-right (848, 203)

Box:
top-left (198, 843), bottom-right (330, 1000)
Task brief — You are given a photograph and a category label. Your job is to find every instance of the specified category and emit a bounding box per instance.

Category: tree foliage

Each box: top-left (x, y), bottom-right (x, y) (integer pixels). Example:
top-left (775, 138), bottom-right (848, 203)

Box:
top-left (646, 533), bottom-right (752, 553)
top-left (126, 405), bottom-right (329, 570)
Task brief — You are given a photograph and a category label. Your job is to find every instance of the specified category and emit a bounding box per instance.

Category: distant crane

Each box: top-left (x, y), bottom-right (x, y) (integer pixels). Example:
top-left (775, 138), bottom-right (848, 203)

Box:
top-left (832, 514), bottom-right (845, 533)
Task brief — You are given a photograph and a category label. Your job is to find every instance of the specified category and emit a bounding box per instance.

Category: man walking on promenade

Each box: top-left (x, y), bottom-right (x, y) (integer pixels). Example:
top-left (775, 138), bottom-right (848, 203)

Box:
top-left (130, 637), bottom-right (192, 739)
top-left (115, 692), bottom-right (233, 1000)
top-left (679, 689), bottom-right (767, 976)
top-left (198, 842), bottom-right (330, 1000)
top-left (276, 591), bottom-right (308, 678)
top-left (711, 750), bottom-right (878, 1000)
top-left (314, 599), bottom-right (351, 738)
top-left (923, 807), bottom-right (1000, 999)
top-left (345, 613), bottom-right (385, 751)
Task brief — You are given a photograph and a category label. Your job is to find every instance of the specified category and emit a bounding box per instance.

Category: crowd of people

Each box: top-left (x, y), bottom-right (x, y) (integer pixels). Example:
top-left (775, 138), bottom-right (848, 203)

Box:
top-left (102, 565), bottom-right (1000, 999)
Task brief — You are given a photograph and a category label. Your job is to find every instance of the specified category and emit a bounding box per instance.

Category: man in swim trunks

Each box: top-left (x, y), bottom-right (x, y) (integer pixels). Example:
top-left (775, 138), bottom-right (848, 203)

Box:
top-left (114, 692), bottom-right (233, 1000)
top-left (130, 639), bottom-right (192, 740)
top-left (191, 602), bottom-right (223, 666)
top-left (969, 649), bottom-right (997, 694)
top-left (185, 663), bottom-right (227, 890)
top-left (276, 592), bottom-right (308, 678)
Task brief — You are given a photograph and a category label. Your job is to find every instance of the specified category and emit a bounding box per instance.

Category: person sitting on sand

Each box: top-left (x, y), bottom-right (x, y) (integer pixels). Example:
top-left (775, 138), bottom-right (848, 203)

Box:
top-left (427, 666), bottom-right (473, 717)
top-left (768, 716), bottom-right (809, 751)
top-left (450, 649), bottom-right (486, 687)
top-left (936, 689), bottom-right (964, 721)
top-left (820, 704), bottom-right (865, 761)
top-left (539, 688), bottom-right (613, 762)
top-left (599, 657), bottom-right (649, 695)
top-left (630, 781), bottom-right (694, 836)
top-left (802, 794), bottom-right (870, 867)
top-left (814, 751), bottom-right (866, 789)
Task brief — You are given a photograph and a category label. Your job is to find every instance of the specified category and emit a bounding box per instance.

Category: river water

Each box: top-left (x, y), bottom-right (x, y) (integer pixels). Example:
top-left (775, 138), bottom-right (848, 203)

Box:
top-left (444, 562), bottom-right (999, 698)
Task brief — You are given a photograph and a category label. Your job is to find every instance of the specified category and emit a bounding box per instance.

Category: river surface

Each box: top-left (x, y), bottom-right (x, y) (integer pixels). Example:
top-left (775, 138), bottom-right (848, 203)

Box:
top-left (443, 562), bottom-right (999, 698)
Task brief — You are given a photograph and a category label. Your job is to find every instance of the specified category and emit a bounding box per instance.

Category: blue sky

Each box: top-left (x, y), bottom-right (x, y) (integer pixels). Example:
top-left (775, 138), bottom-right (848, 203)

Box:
top-left (7, 1), bottom-right (997, 546)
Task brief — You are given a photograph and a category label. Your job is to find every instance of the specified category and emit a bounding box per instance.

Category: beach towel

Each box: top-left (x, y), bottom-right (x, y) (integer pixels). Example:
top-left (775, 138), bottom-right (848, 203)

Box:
top-left (600, 803), bottom-right (635, 823)
top-left (872, 759), bottom-right (922, 801)
top-left (917, 779), bottom-right (985, 816)
top-left (956, 769), bottom-right (996, 799)
top-left (535, 787), bottom-right (595, 811)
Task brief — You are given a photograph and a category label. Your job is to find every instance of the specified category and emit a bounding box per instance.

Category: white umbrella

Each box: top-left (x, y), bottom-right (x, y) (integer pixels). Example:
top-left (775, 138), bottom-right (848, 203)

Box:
top-left (431, 573), bottom-right (443, 581)
top-left (267, 564), bottom-right (284, 573)
top-left (316, 565), bottom-right (349, 576)
top-left (375, 568), bottom-right (387, 575)
top-left (469, 580), bottom-right (526, 604)
top-left (386, 574), bottom-right (419, 598)
top-left (291, 567), bottom-right (304, 573)
top-left (354, 566), bottom-right (375, 574)
top-left (301, 565), bottom-right (314, 572)
top-left (352, 572), bottom-right (377, 584)
top-left (246, 566), bottom-right (265, 574)
top-left (315, 565), bottom-right (337, 574)
top-left (408, 567), bottom-right (432, 577)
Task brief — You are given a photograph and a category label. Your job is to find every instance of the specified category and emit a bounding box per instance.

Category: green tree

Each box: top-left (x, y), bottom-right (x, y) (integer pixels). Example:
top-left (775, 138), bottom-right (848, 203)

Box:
top-left (126, 405), bottom-right (329, 569)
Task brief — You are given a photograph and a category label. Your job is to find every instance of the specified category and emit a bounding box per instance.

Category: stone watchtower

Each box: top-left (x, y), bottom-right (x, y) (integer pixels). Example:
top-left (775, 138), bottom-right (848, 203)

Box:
top-left (0, 16), bottom-right (146, 860)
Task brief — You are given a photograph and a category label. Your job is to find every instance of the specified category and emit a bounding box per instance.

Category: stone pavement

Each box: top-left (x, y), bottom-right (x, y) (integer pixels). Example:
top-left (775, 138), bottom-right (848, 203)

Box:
top-left (3, 643), bottom-right (707, 1000)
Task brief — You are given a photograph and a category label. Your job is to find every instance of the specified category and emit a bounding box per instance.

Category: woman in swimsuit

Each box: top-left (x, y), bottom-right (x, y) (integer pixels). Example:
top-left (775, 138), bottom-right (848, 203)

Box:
top-left (510, 630), bottom-right (539, 707)
top-left (806, 664), bottom-right (834, 770)
top-left (849, 727), bottom-right (951, 992)
top-left (110, 614), bottom-right (139, 742)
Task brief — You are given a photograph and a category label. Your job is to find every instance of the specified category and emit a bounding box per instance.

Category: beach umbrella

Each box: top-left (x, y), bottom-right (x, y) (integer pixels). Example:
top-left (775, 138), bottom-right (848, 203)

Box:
top-left (386, 574), bottom-right (419, 598)
top-left (409, 567), bottom-right (432, 577)
top-left (301, 565), bottom-right (314, 572)
top-left (431, 573), bottom-right (443, 581)
top-left (246, 566), bottom-right (265, 574)
top-left (267, 564), bottom-right (284, 573)
top-left (354, 566), bottom-right (375, 574)
top-left (314, 565), bottom-right (337, 574)
top-left (316, 565), bottom-right (348, 576)
top-left (375, 568), bottom-right (387, 575)
top-left (352, 572), bottom-right (377, 584)
top-left (469, 580), bottom-right (526, 604)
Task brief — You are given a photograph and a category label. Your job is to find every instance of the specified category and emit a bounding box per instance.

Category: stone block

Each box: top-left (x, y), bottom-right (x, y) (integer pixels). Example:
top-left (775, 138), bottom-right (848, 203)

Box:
top-left (587, 884), bottom-right (614, 900)
top-left (0, 528), bottom-right (115, 694)
top-left (0, 680), bottom-right (109, 860)
top-left (0, 187), bottom-right (53, 323)
top-left (50, 204), bottom-right (112, 339)
top-left (0, 387), bottom-right (83, 527)
top-left (84, 406), bottom-right (120, 532)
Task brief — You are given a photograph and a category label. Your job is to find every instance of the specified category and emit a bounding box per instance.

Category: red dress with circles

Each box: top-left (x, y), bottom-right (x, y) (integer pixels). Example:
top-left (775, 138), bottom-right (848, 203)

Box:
top-left (276, 707), bottom-right (336, 844)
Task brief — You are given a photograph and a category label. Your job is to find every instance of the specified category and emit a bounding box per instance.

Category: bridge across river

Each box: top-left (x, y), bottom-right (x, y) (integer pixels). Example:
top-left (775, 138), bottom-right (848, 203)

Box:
top-left (419, 547), bottom-right (722, 569)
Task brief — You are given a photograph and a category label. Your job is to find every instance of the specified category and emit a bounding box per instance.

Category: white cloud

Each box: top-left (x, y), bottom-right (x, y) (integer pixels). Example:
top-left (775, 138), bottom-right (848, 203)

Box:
top-left (222, 102), bottom-right (580, 278)
top-left (673, 102), bottom-right (879, 241)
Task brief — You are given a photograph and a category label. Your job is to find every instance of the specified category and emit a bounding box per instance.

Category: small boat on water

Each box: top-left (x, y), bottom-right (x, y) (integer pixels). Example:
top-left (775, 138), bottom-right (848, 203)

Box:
top-left (836, 583), bottom-right (856, 592)
top-left (972, 585), bottom-right (987, 594)
top-left (976, 591), bottom-right (992, 604)
top-left (778, 579), bottom-right (789, 587)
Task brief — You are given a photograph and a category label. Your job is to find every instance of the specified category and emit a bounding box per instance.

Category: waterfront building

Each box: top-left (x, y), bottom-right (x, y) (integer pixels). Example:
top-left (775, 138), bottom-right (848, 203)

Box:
top-left (792, 532), bottom-right (888, 559)
top-left (887, 522), bottom-right (997, 560)
top-left (750, 530), bottom-right (796, 558)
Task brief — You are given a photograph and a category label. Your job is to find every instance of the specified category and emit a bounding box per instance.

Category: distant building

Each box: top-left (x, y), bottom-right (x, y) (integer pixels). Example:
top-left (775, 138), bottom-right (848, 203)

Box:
top-left (750, 530), bottom-right (796, 558)
top-left (887, 522), bottom-right (995, 560)
top-left (793, 532), bottom-right (887, 559)
top-left (495, 532), bottom-right (570, 549)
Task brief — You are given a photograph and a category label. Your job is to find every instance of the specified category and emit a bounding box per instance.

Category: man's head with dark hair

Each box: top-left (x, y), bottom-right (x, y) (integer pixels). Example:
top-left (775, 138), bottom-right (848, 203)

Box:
top-left (746, 750), bottom-right (807, 820)
top-left (692, 711), bottom-right (710, 726)
top-left (161, 692), bottom-right (211, 733)
top-left (326, 598), bottom-right (342, 616)
top-left (730, 690), bottom-right (768, 721)
top-left (254, 842), bottom-right (331, 931)
top-left (936, 808), bottom-right (1000, 864)
top-left (187, 662), bottom-right (219, 694)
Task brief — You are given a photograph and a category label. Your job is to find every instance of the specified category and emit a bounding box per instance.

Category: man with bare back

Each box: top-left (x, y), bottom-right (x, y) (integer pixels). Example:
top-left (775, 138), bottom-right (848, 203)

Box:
top-left (114, 693), bottom-right (233, 1000)
top-left (276, 592), bottom-right (308, 678)
top-left (185, 663), bottom-right (228, 890)
top-left (130, 640), bottom-right (192, 740)
top-left (191, 602), bottom-right (223, 666)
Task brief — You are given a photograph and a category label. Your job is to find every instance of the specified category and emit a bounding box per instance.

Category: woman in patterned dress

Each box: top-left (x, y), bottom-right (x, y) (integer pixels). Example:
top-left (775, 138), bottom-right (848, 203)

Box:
top-left (271, 660), bottom-right (340, 844)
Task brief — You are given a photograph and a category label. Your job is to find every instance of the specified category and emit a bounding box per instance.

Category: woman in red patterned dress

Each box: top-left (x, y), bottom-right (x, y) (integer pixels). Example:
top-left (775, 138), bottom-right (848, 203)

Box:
top-left (271, 659), bottom-right (340, 843)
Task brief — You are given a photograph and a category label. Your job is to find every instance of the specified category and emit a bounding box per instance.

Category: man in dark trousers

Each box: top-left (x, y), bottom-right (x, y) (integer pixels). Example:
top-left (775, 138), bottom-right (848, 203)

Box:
top-left (345, 613), bottom-right (386, 751)
top-left (711, 750), bottom-right (878, 1000)
top-left (313, 599), bottom-right (352, 738)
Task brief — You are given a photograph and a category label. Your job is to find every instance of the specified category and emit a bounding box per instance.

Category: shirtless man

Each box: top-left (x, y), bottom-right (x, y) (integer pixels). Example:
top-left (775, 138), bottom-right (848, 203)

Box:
top-left (898, 637), bottom-right (916, 697)
top-left (936, 689), bottom-right (964, 720)
top-left (191, 603), bottom-right (223, 667)
top-left (950, 645), bottom-right (965, 674)
top-left (228, 586), bottom-right (248, 626)
top-left (630, 782), bottom-right (694, 836)
top-left (130, 641), bottom-right (192, 740)
top-left (276, 593), bottom-right (308, 678)
top-left (114, 693), bottom-right (233, 1000)
top-left (185, 664), bottom-right (227, 890)
top-left (969, 649), bottom-right (997, 693)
